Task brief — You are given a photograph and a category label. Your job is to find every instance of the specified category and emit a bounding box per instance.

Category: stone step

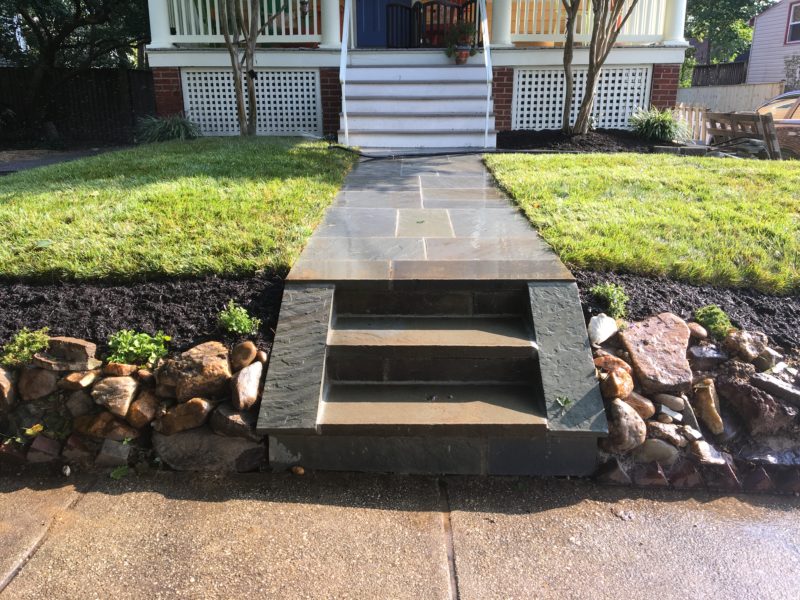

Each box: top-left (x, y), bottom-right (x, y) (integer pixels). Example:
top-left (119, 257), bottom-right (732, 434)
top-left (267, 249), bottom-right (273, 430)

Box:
top-left (340, 129), bottom-right (497, 149)
top-left (329, 316), bottom-right (533, 356)
top-left (345, 80), bottom-right (488, 97)
top-left (343, 113), bottom-right (495, 132)
top-left (346, 96), bottom-right (489, 113)
top-left (317, 383), bottom-right (547, 436)
top-left (345, 65), bottom-right (488, 82)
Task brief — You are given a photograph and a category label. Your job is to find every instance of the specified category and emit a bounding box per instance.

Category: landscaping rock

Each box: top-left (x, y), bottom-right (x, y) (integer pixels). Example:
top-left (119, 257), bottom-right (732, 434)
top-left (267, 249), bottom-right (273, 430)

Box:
top-left (152, 427), bottom-right (264, 472)
top-left (94, 439), bottom-right (131, 467)
top-left (631, 462), bottom-right (669, 487)
top-left (687, 345), bottom-right (729, 372)
top-left (73, 411), bottom-right (139, 442)
top-left (62, 434), bottom-right (95, 464)
top-left (0, 366), bottom-right (16, 413)
top-left (658, 404), bottom-right (683, 424)
top-left (588, 314), bottom-right (618, 345)
top-left (103, 362), bottom-right (138, 377)
top-left (682, 398), bottom-right (701, 430)
top-left (716, 361), bottom-right (795, 436)
top-left (47, 336), bottom-right (97, 363)
top-left (231, 361), bottom-right (263, 411)
top-left (231, 341), bottom-right (258, 372)
top-left (693, 378), bottom-right (724, 435)
top-left (32, 353), bottom-right (102, 372)
top-left (633, 438), bottom-right (679, 466)
top-left (621, 312), bottom-right (692, 394)
top-left (26, 435), bottom-right (61, 463)
top-left (174, 342), bottom-right (232, 401)
top-left (703, 460), bottom-right (742, 493)
top-left (153, 397), bottom-right (213, 435)
top-left (647, 421), bottom-right (688, 448)
top-left (92, 376), bottom-right (138, 418)
top-left (256, 350), bottom-right (268, 364)
top-left (65, 390), bottom-right (94, 418)
top-left (0, 442), bottom-right (26, 466)
top-left (680, 425), bottom-right (703, 443)
top-left (595, 458), bottom-right (631, 486)
top-left (594, 355), bottom-right (632, 375)
top-left (136, 369), bottom-right (155, 385)
top-left (18, 368), bottom-right (58, 401)
top-left (750, 373), bottom-right (800, 407)
top-left (126, 389), bottom-right (160, 429)
top-left (724, 330), bottom-right (768, 363)
top-left (775, 469), bottom-right (800, 495)
top-left (622, 392), bottom-right (656, 420)
top-left (58, 370), bottom-right (99, 391)
top-left (669, 461), bottom-right (704, 489)
top-left (742, 466), bottom-right (774, 493)
top-left (155, 358), bottom-right (182, 387)
top-left (753, 347), bottom-right (783, 372)
top-left (601, 398), bottom-right (646, 454)
top-left (210, 403), bottom-right (262, 441)
top-left (690, 440), bottom-right (726, 466)
top-left (599, 368), bottom-right (634, 401)
top-left (687, 322), bottom-right (708, 340)
top-left (155, 383), bottom-right (176, 399)
top-left (654, 393), bottom-right (685, 412)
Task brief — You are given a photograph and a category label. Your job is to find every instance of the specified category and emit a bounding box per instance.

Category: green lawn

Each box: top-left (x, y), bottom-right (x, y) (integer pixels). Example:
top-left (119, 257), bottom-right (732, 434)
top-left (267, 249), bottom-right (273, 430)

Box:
top-left (485, 153), bottom-right (800, 295)
top-left (0, 137), bottom-right (356, 281)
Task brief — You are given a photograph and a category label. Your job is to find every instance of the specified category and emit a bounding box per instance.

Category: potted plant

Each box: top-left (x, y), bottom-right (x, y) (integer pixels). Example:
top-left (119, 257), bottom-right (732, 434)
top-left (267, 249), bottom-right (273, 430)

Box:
top-left (444, 22), bottom-right (477, 65)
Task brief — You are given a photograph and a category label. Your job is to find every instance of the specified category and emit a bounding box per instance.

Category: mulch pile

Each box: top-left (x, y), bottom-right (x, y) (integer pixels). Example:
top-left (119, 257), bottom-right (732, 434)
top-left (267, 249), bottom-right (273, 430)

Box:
top-left (574, 269), bottom-right (800, 351)
top-left (497, 129), bottom-right (674, 153)
top-left (0, 274), bottom-right (284, 357)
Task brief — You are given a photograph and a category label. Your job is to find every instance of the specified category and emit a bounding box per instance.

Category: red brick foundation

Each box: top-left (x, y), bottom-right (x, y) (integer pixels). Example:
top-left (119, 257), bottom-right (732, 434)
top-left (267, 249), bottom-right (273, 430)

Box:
top-left (152, 67), bottom-right (184, 117)
top-left (493, 66), bottom-right (513, 132)
top-left (320, 67), bottom-right (341, 138)
top-left (650, 63), bottom-right (680, 109)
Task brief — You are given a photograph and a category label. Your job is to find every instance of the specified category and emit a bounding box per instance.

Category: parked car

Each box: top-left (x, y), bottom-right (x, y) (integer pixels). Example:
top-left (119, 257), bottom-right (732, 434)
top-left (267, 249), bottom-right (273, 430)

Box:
top-left (756, 91), bottom-right (800, 158)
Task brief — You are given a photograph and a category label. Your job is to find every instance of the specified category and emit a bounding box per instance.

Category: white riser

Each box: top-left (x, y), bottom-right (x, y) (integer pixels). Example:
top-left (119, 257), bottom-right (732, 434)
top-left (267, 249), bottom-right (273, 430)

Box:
top-left (344, 114), bottom-right (495, 132)
top-left (345, 81), bottom-right (488, 97)
top-left (341, 130), bottom-right (497, 149)
top-left (346, 66), bottom-right (488, 82)
top-left (347, 97), bottom-right (490, 113)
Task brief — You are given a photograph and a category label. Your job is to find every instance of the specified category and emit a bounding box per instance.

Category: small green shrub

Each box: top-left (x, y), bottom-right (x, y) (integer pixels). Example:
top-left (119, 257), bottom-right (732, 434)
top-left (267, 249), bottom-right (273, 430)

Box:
top-left (1, 327), bottom-right (50, 368)
top-left (107, 330), bottom-right (170, 367)
top-left (590, 282), bottom-right (630, 319)
top-left (218, 300), bottom-right (262, 336)
top-left (630, 107), bottom-right (688, 143)
top-left (694, 305), bottom-right (734, 339)
top-left (136, 115), bottom-right (200, 143)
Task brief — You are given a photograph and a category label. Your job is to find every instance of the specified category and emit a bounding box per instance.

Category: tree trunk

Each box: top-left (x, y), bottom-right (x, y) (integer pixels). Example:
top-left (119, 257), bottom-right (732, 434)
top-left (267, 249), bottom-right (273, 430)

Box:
top-left (561, 1), bottom-right (580, 135)
top-left (245, 0), bottom-right (259, 136)
top-left (220, 0), bottom-right (249, 135)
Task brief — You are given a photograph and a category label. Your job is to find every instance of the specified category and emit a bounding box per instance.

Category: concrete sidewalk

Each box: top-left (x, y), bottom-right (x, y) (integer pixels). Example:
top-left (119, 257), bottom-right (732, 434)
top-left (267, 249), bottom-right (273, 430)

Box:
top-left (1, 473), bottom-right (799, 599)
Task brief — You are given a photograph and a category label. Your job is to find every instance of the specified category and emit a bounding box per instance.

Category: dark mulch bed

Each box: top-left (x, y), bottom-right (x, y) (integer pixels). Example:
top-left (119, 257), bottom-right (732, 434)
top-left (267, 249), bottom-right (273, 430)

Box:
top-left (575, 269), bottom-right (800, 351)
top-left (0, 274), bottom-right (284, 357)
top-left (497, 129), bottom-right (673, 153)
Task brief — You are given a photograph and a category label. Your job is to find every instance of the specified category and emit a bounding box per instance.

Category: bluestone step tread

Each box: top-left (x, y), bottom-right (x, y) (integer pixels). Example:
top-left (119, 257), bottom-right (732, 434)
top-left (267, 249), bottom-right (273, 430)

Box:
top-left (329, 316), bottom-right (534, 352)
top-left (319, 383), bottom-right (547, 435)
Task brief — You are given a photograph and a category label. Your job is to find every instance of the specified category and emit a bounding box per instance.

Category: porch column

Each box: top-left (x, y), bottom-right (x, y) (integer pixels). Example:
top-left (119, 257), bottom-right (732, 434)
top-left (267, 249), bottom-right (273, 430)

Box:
top-left (319, 0), bottom-right (342, 49)
top-left (147, 0), bottom-right (173, 49)
top-left (662, 0), bottom-right (688, 46)
top-left (491, 0), bottom-right (513, 47)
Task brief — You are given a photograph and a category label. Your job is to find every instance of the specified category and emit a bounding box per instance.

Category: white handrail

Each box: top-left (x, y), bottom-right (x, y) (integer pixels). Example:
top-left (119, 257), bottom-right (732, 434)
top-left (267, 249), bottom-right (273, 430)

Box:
top-left (340, 0), bottom-right (353, 146)
top-left (477, 0), bottom-right (493, 148)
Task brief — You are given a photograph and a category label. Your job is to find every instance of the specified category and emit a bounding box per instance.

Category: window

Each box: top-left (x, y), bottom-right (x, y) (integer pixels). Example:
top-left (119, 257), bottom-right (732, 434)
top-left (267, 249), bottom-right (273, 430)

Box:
top-left (789, 3), bottom-right (800, 43)
top-left (758, 97), bottom-right (800, 119)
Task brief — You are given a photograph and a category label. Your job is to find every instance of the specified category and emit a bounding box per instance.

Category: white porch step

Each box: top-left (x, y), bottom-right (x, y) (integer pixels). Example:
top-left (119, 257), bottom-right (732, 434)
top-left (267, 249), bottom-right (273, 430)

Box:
top-left (340, 129), bottom-right (497, 149)
top-left (347, 96), bottom-right (490, 113)
top-left (344, 113), bottom-right (495, 132)
top-left (346, 65), bottom-right (488, 82)
top-left (345, 81), bottom-right (488, 97)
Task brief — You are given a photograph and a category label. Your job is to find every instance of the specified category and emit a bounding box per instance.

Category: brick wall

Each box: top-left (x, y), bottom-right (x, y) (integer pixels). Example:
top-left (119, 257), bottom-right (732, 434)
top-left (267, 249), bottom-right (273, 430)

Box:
top-left (320, 67), bottom-right (341, 137)
top-left (152, 67), bottom-right (184, 117)
top-left (650, 63), bottom-right (681, 109)
top-left (493, 66), bottom-right (513, 132)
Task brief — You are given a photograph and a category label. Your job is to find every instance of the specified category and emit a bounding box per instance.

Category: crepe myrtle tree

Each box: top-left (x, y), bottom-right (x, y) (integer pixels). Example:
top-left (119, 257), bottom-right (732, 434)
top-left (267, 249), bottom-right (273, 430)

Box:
top-left (561, 0), bottom-right (642, 135)
top-left (219, 0), bottom-right (310, 137)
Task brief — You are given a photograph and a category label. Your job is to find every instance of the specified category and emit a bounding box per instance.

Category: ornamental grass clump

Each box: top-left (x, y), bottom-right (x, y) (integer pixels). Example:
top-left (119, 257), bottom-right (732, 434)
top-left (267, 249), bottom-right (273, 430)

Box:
top-left (694, 305), bottom-right (734, 340)
top-left (590, 282), bottom-right (629, 319)
top-left (629, 107), bottom-right (687, 143)
top-left (136, 115), bottom-right (200, 143)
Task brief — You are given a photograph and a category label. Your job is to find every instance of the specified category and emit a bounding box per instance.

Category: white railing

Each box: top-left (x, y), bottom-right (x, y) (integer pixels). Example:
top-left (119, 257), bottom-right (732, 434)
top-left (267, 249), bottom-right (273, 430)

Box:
top-left (166, 0), bottom-right (321, 43)
top-left (339, 0), bottom-right (352, 145)
top-left (478, 0), bottom-right (493, 148)
top-left (510, 0), bottom-right (666, 44)
top-left (675, 102), bottom-right (708, 144)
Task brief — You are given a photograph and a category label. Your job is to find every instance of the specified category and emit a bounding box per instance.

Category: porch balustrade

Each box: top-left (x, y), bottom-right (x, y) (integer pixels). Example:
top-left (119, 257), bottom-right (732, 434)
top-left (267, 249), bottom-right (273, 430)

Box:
top-left (146, 0), bottom-right (686, 49)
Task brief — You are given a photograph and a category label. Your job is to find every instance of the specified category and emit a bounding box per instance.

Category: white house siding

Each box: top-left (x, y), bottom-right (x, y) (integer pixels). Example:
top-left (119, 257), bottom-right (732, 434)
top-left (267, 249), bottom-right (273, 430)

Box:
top-left (747, 0), bottom-right (800, 85)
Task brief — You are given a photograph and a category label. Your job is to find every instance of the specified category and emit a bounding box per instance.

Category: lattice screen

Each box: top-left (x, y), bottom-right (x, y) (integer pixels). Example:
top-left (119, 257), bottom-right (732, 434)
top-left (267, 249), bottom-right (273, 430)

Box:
top-left (182, 69), bottom-right (322, 136)
top-left (512, 66), bottom-right (652, 130)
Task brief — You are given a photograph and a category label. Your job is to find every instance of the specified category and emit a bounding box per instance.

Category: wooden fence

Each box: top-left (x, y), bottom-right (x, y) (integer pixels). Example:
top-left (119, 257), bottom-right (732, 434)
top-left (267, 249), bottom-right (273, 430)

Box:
top-left (675, 103), bottom-right (708, 144)
top-left (691, 62), bottom-right (747, 87)
top-left (0, 68), bottom-right (155, 144)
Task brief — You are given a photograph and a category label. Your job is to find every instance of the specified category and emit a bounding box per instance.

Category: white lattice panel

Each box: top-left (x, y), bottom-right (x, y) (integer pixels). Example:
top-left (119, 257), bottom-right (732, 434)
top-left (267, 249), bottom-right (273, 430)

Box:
top-left (182, 69), bottom-right (322, 136)
top-left (512, 66), bottom-right (652, 131)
